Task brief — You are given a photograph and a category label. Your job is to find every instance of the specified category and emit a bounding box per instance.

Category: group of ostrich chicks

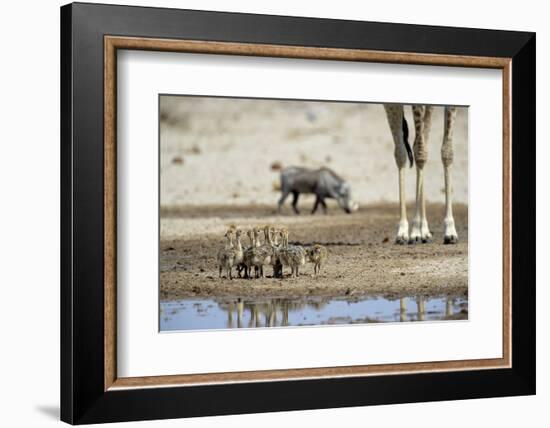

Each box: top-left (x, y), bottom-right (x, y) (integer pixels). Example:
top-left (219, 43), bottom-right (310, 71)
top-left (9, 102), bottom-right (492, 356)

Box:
top-left (217, 225), bottom-right (328, 280)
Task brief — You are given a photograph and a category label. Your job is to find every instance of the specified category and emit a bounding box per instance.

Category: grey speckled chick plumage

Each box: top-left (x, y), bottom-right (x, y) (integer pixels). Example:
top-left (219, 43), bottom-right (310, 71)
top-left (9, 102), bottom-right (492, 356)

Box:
top-left (306, 244), bottom-right (328, 275)
top-left (217, 230), bottom-right (237, 279)
top-left (279, 228), bottom-right (305, 278)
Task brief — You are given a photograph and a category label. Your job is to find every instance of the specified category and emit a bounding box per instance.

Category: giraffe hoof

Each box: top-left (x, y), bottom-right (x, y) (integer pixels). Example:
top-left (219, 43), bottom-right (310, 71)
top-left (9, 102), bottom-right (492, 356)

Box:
top-left (443, 235), bottom-right (458, 245)
top-left (408, 236), bottom-right (420, 245)
top-left (409, 236), bottom-right (431, 244)
top-left (395, 237), bottom-right (408, 245)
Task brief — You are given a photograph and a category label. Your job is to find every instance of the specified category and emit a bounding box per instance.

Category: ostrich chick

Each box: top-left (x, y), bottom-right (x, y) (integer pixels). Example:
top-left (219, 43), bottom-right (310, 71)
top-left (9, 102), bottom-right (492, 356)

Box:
top-left (306, 244), bottom-right (328, 276)
top-left (243, 227), bottom-right (267, 278)
top-left (233, 228), bottom-right (244, 271)
top-left (270, 227), bottom-right (284, 278)
top-left (242, 229), bottom-right (256, 278)
top-left (217, 229), bottom-right (236, 279)
top-left (253, 226), bottom-right (274, 278)
top-left (236, 228), bottom-right (250, 278)
top-left (279, 228), bottom-right (306, 278)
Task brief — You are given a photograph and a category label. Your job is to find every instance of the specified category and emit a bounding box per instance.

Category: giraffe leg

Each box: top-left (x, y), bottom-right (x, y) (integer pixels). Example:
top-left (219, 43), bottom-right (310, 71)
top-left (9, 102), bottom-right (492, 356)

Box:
top-left (410, 105), bottom-right (433, 244)
top-left (442, 106), bottom-right (458, 244)
top-left (396, 168), bottom-right (408, 245)
top-left (384, 104), bottom-right (410, 244)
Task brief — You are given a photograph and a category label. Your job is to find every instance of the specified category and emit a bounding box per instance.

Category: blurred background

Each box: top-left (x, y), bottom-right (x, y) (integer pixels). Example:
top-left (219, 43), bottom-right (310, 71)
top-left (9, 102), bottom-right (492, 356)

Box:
top-left (160, 96), bottom-right (468, 209)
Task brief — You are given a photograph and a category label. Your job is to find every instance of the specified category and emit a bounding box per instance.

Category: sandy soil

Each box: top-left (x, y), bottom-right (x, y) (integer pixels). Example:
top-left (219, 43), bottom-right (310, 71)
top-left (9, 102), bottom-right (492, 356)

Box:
top-left (160, 203), bottom-right (468, 301)
top-left (159, 97), bottom-right (469, 303)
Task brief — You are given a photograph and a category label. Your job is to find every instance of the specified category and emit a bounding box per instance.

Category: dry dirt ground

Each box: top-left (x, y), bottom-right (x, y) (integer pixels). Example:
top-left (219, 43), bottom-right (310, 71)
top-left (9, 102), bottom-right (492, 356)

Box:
top-left (160, 202), bottom-right (468, 301)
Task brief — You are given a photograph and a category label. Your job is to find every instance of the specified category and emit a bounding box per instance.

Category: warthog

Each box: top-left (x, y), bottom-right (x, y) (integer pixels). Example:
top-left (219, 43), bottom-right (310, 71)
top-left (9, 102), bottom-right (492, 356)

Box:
top-left (277, 166), bottom-right (359, 214)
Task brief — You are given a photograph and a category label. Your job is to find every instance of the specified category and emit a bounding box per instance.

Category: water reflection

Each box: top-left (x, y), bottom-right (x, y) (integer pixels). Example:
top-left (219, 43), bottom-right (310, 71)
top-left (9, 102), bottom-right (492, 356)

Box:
top-left (417, 297), bottom-right (425, 321)
top-left (161, 295), bottom-right (468, 332)
top-left (446, 298), bottom-right (454, 317)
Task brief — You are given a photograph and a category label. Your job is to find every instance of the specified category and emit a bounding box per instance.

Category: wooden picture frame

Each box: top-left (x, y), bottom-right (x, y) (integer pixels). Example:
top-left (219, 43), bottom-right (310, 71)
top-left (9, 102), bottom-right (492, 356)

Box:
top-left (61, 2), bottom-right (535, 424)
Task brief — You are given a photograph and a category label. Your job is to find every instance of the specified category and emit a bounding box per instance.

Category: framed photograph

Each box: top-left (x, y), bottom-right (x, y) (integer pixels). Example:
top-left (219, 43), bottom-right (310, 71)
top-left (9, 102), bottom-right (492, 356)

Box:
top-left (60, 2), bottom-right (535, 424)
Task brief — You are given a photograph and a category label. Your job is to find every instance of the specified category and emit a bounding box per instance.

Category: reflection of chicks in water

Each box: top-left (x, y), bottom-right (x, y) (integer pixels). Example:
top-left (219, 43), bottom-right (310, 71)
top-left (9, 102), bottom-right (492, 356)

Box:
top-left (306, 244), bottom-right (328, 276)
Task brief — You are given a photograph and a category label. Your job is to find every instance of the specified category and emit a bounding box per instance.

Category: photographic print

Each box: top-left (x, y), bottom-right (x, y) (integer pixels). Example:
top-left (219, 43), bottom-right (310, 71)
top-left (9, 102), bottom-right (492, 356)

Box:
top-left (159, 95), bottom-right (468, 331)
